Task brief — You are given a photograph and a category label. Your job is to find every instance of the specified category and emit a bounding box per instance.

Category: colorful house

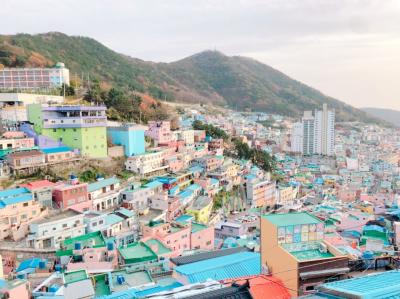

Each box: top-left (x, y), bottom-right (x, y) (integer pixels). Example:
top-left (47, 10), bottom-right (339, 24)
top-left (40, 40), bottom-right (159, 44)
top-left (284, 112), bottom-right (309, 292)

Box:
top-left (0, 187), bottom-right (47, 241)
top-left (261, 212), bottom-right (349, 297)
top-left (28, 104), bottom-right (108, 158)
top-left (186, 196), bottom-right (213, 224)
top-left (107, 124), bottom-right (146, 157)
top-left (52, 178), bottom-right (90, 211)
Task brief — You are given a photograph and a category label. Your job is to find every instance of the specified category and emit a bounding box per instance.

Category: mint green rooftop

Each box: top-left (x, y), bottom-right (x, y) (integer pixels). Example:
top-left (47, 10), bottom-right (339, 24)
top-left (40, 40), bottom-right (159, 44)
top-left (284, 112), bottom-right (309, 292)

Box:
top-left (62, 231), bottom-right (106, 250)
top-left (263, 212), bottom-right (321, 226)
top-left (64, 270), bottom-right (88, 284)
top-left (191, 222), bottom-right (208, 233)
top-left (145, 239), bottom-right (172, 255)
top-left (118, 242), bottom-right (158, 263)
top-left (291, 249), bottom-right (334, 261)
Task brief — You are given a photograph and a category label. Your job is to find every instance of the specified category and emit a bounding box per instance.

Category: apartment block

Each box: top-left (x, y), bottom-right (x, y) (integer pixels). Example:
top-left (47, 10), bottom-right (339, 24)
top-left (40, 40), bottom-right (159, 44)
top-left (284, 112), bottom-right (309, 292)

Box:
top-left (88, 177), bottom-right (121, 211)
top-left (0, 62), bottom-right (69, 91)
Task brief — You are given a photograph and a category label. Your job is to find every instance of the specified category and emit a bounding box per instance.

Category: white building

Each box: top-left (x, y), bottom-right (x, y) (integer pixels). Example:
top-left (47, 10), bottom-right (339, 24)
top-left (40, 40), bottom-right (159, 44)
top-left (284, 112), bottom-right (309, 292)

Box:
top-left (290, 122), bottom-right (303, 153)
top-left (297, 104), bottom-right (335, 156)
top-left (88, 177), bottom-right (121, 211)
top-left (314, 104), bottom-right (335, 156)
top-left (27, 210), bottom-right (85, 249)
top-left (0, 62), bottom-right (70, 91)
top-left (125, 150), bottom-right (168, 176)
top-left (302, 111), bottom-right (315, 155)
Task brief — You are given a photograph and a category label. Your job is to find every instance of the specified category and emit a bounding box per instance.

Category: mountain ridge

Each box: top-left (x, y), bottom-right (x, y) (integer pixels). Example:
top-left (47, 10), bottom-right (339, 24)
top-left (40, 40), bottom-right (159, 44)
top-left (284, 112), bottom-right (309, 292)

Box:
top-left (0, 32), bottom-right (386, 124)
top-left (361, 107), bottom-right (400, 127)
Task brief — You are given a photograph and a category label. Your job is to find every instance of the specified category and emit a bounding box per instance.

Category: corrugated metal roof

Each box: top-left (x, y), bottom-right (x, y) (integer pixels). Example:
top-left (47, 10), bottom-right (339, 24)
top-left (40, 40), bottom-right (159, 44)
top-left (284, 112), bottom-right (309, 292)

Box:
top-left (171, 247), bottom-right (251, 266)
top-left (319, 270), bottom-right (400, 298)
top-left (174, 252), bottom-right (261, 283)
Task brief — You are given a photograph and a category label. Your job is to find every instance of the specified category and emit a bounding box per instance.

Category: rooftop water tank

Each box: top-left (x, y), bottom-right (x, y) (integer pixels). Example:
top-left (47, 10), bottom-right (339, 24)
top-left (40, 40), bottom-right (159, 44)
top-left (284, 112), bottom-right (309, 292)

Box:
top-left (116, 275), bottom-right (125, 285)
top-left (107, 242), bottom-right (114, 251)
top-left (39, 260), bottom-right (46, 269)
top-left (74, 242), bottom-right (82, 250)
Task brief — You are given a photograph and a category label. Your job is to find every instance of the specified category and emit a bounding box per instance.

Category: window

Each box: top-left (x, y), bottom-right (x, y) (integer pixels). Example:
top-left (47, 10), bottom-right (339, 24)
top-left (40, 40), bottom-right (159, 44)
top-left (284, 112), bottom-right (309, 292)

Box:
top-left (21, 214), bottom-right (27, 220)
top-left (23, 202), bottom-right (29, 207)
top-left (53, 129), bottom-right (56, 132)
top-left (305, 285), bottom-right (315, 291)
top-left (63, 223), bottom-right (68, 228)
top-left (99, 220), bottom-right (104, 225)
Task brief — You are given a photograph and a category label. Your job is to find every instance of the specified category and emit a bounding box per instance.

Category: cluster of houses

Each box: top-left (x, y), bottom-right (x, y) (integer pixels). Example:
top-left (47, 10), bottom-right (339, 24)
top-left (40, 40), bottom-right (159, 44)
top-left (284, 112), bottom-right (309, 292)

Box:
top-left (1, 85), bottom-right (400, 298)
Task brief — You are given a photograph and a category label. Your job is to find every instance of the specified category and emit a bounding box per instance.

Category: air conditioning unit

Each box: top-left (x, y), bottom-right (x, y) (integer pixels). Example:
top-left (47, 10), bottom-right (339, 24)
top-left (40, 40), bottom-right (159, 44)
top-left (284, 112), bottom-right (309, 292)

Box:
top-left (319, 243), bottom-right (328, 253)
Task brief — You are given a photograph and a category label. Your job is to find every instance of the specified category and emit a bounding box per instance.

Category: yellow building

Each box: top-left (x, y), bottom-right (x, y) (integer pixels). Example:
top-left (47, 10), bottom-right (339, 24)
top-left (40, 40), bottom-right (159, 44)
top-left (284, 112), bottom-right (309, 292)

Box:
top-left (186, 196), bottom-right (213, 224)
top-left (261, 212), bottom-right (349, 297)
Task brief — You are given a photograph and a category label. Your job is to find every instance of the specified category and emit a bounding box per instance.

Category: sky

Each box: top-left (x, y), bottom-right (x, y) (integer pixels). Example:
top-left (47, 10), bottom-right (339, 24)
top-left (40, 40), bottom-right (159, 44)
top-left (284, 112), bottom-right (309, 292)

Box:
top-left (1, 0), bottom-right (400, 110)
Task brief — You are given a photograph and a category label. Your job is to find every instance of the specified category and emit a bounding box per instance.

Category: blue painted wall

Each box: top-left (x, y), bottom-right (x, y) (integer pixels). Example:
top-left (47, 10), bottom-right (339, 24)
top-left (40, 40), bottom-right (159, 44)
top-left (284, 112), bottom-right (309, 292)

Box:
top-left (108, 127), bottom-right (145, 157)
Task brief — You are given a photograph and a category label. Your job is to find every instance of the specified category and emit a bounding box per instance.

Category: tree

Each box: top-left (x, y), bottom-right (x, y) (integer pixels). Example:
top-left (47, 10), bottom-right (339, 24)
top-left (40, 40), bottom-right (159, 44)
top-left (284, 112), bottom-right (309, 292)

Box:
top-left (192, 120), bottom-right (228, 140)
top-left (83, 80), bottom-right (103, 104)
top-left (60, 84), bottom-right (75, 96)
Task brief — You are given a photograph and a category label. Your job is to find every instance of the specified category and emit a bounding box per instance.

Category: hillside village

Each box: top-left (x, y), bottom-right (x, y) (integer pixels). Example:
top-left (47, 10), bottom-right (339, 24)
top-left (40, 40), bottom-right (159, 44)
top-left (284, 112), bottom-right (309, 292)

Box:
top-left (0, 59), bottom-right (399, 299)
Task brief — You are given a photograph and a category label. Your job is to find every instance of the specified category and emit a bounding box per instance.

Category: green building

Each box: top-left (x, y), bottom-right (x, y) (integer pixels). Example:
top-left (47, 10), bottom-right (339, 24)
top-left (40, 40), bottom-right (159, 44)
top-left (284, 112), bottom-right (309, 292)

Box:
top-left (27, 104), bottom-right (107, 158)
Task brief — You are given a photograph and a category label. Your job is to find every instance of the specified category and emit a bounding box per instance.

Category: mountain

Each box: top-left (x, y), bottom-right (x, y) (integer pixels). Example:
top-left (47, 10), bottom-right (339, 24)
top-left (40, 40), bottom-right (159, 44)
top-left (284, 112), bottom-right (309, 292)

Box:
top-left (361, 107), bottom-right (400, 127)
top-left (0, 32), bottom-right (384, 123)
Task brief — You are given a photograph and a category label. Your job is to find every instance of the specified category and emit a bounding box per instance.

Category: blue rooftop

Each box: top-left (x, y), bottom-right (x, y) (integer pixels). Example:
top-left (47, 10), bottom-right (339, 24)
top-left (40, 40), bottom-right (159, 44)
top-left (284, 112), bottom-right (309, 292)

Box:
top-left (106, 214), bottom-right (124, 226)
top-left (41, 146), bottom-right (72, 154)
top-left (175, 214), bottom-right (194, 223)
top-left (319, 270), bottom-right (400, 298)
top-left (88, 177), bottom-right (119, 193)
top-left (0, 187), bottom-right (32, 208)
top-left (174, 251), bottom-right (261, 283)
top-left (143, 180), bottom-right (163, 189)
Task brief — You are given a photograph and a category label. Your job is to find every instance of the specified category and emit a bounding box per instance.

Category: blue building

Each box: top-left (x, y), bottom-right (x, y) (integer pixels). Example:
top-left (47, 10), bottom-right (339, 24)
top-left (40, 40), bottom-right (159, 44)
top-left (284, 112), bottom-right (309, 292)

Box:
top-left (107, 125), bottom-right (145, 157)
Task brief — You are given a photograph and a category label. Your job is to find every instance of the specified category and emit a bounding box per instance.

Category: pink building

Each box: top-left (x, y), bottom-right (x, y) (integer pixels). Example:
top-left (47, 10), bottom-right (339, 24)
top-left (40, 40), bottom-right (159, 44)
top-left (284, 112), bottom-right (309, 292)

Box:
top-left (52, 179), bottom-right (91, 212)
top-left (0, 279), bottom-right (30, 299)
top-left (146, 121), bottom-right (172, 145)
top-left (0, 131), bottom-right (34, 150)
top-left (142, 221), bottom-right (214, 257)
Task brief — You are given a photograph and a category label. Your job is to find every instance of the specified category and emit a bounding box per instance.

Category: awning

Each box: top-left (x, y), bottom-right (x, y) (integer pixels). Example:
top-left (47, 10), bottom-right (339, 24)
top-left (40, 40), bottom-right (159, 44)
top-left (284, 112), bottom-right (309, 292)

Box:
top-left (300, 267), bottom-right (350, 280)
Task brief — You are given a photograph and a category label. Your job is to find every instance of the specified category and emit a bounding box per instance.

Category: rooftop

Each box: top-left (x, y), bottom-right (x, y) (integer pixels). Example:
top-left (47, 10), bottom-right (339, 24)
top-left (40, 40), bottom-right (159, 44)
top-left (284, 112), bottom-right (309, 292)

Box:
top-left (318, 270), bottom-right (400, 298)
top-left (64, 270), bottom-right (88, 285)
top-left (145, 239), bottom-right (172, 256)
top-left (61, 231), bottom-right (106, 251)
top-left (32, 209), bottom-right (81, 224)
top-left (290, 249), bottom-right (334, 261)
top-left (88, 177), bottom-right (119, 193)
top-left (7, 149), bottom-right (43, 158)
top-left (118, 242), bottom-right (158, 263)
top-left (20, 179), bottom-right (55, 190)
top-left (41, 146), bottom-right (73, 154)
top-left (191, 222), bottom-right (208, 234)
top-left (0, 187), bottom-right (32, 208)
top-left (263, 212), bottom-right (322, 226)
top-left (174, 252), bottom-right (261, 283)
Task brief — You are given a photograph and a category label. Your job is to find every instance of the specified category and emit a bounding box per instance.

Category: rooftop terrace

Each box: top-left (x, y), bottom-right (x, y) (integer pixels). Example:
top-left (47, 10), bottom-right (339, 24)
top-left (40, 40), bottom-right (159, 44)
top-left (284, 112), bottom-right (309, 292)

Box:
top-left (263, 212), bottom-right (322, 226)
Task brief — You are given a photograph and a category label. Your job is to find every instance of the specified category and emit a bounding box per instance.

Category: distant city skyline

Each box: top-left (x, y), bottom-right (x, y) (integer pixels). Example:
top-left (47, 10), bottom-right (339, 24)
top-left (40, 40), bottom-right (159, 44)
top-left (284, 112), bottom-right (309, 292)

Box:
top-left (2, 0), bottom-right (400, 110)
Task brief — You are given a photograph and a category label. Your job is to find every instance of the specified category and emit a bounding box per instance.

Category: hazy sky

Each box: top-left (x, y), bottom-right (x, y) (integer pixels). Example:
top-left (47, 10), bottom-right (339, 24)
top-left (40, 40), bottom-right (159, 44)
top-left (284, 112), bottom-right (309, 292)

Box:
top-left (2, 0), bottom-right (400, 110)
